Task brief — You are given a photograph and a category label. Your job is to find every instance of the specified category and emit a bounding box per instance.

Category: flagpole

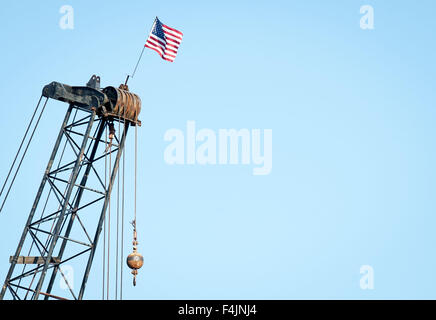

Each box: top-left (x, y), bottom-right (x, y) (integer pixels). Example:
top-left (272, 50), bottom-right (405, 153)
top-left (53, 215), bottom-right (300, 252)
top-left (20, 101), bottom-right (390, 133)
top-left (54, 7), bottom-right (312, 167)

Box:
top-left (131, 46), bottom-right (146, 80)
top-left (125, 17), bottom-right (158, 86)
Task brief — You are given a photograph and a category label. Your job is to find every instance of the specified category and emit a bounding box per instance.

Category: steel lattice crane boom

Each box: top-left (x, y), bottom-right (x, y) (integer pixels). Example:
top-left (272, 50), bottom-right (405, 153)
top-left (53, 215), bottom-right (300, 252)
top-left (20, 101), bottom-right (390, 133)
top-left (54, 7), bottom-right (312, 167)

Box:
top-left (0, 75), bottom-right (141, 300)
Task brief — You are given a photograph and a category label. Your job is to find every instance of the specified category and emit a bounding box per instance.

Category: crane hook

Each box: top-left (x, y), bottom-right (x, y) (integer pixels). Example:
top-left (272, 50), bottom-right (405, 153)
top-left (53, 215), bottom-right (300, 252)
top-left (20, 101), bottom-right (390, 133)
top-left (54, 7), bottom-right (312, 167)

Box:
top-left (126, 219), bottom-right (143, 286)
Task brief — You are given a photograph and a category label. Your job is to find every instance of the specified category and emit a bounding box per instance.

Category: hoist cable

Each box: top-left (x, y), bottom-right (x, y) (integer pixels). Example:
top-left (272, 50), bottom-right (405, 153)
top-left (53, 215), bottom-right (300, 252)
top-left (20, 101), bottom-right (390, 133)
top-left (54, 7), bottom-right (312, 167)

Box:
top-left (107, 131), bottom-right (112, 300)
top-left (0, 96), bottom-right (48, 213)
top-left (120, 112), bottom-right (127, 300)
top-left (115, 117), bottom-right (121, 300)
top-left (135, 124), bottom-right (137, 227)
top-left (102, 126), bottom-right (107, 300)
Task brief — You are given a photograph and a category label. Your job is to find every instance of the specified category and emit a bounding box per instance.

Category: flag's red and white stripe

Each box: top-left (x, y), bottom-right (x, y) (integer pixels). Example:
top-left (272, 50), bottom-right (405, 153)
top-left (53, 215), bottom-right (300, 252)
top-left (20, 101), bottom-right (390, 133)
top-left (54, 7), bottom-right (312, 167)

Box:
top-left (145, 19), bottom-right (183, 62)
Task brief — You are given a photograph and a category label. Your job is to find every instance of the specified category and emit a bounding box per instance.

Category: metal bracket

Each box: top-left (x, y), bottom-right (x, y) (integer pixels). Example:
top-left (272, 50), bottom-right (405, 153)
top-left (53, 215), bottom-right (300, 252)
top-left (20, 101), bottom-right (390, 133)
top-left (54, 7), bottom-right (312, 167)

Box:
top-left (86, 75), bottom-right (101, 90)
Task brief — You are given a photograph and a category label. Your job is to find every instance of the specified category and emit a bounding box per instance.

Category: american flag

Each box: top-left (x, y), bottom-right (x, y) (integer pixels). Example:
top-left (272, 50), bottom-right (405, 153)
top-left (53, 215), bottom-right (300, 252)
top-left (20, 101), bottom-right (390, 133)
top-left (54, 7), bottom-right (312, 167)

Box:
top-left (145, 17), bottom-right (183, 62)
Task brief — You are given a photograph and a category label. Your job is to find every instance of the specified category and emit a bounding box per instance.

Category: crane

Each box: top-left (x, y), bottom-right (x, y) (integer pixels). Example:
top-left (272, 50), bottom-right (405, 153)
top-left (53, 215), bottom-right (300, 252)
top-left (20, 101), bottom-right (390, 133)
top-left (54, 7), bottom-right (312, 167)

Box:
top-left (0, 75), bottom-right (143, 300)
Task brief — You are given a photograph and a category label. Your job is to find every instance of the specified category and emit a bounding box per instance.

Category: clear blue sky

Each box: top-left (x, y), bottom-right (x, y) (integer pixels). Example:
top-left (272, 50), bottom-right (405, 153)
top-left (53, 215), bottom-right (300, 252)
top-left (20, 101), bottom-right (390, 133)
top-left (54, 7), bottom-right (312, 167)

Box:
top-left (0, 0), bottom-right (436, 299)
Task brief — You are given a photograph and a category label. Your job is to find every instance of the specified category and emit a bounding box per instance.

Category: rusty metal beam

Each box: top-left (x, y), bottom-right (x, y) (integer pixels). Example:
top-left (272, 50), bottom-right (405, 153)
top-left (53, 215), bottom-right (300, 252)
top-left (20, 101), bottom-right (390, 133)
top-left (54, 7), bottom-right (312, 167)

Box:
top-left (9, 256), bottom-right (61, 265)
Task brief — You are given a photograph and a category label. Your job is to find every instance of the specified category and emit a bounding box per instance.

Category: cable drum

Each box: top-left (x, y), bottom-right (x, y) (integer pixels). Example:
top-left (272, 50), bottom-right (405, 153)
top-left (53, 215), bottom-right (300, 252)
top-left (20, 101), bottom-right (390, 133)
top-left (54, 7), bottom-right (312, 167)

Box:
top-left (103, 86), bottom-right (142, 123)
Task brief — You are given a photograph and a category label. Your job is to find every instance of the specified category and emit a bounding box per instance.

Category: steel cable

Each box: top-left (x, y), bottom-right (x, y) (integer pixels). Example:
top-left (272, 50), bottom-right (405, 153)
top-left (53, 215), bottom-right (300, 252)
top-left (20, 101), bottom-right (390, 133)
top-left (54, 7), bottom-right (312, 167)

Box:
top-left (0, 96), bottom-right (48, 213)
